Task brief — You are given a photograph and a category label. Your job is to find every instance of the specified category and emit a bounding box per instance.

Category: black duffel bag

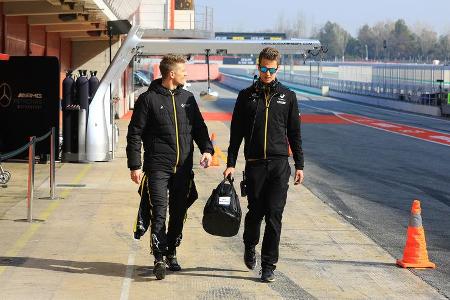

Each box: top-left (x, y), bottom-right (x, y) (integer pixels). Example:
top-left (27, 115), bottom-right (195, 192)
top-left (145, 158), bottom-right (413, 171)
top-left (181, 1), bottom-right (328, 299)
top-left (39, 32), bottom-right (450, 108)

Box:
top-left (202, 177), bottom-right (241, 237)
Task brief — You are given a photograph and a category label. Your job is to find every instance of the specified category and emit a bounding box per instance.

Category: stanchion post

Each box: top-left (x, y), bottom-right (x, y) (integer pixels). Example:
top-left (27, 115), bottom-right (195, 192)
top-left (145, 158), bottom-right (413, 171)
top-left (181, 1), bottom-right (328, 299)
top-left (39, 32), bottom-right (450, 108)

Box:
top-left (27, 136), bottom-right (36, 222)
top-left (50, 127), bottom-right (56, 199)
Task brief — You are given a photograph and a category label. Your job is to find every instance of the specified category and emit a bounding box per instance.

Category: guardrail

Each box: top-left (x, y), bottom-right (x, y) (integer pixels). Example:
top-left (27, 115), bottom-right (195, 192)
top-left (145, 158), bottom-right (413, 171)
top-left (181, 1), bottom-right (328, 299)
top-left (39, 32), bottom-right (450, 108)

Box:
top-left (277, 73), bottom-right (442, 106)
top-left (219, 67), bottom-right (443, 106)
top-left (0, 127), bottom-right (56, 222)
top-left (219, 71), bottom-right (443, 116)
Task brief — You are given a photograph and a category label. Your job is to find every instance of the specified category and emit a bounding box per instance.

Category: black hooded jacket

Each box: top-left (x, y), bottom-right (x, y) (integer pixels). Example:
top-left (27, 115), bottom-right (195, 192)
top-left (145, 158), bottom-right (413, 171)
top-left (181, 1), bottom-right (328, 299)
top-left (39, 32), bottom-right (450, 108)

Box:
top-left (127, 79), bottom-right (214, 173)
top-left (227, 79), bottom-right (304, 170)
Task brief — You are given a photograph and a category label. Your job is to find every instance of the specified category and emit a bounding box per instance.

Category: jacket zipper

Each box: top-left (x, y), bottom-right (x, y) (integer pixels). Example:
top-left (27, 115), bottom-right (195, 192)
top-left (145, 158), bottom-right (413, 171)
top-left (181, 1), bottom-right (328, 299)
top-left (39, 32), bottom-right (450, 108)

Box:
top-left (263, 88), bottom-right (277, 159)
top-left (170, 91), bottom-right (180, 173)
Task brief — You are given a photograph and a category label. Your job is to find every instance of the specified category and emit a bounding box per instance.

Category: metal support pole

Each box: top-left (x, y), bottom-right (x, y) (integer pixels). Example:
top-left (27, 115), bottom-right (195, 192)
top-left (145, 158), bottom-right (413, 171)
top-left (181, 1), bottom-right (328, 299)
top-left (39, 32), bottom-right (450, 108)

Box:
top-left (205, 6), bottom-right (208, 31)
top-left (163, 2), bottom-right (168, 30)
top-left (108, 27), bottom-right (115, 160)
top-left (205, 49), bottom-right (211, 92)
top-left (112, 106), bottom-right (115, 159)
top-left (50, 127), bottom-right (56, 199)
top-left (318, 61), bottom-right (322, 87)
top-left (309, 61), bottom-right (312, 86)
top-left (211, 8), bottom-right (214, 31)
top-left (289, 54), bottom-right (293, 82)
top-left (27, 137), bottom-right (35, 222)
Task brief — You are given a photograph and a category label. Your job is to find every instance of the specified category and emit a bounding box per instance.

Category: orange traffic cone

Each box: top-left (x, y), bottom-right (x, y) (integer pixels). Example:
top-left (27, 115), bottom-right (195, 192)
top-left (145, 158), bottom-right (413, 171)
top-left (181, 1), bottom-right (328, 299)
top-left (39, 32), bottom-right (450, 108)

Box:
top-left (396, 200), bottom-right (436, 268)
top-left (210, 133), bottom-right (220, 166)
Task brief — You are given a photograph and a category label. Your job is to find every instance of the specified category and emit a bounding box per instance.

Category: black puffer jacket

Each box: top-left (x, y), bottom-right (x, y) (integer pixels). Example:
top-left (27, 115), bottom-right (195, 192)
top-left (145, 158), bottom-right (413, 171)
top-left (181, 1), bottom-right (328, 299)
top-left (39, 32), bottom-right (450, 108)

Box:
top-left (227, 79), bottom-right (304, 170)
top-left (127, 79), bottom-right (214, 173)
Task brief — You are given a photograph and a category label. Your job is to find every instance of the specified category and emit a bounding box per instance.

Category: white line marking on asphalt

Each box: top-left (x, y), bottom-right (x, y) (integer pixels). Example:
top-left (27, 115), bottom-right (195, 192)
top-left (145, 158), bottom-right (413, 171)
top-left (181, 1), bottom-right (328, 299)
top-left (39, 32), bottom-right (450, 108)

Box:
top-left (371, 123), bottom-right (401, 128)
top-left (300, 102), bottom-right (339, 114)
top-left (301, 101), bottom-right (450, 147)
top-left (430, 136), bottom-right (450, 143)
top-left (336, 114), bottom-right (450, 148)
top-left (120, 240), bottom-right (139, 300)
top-left (297, 91), bottom-right (450, 123)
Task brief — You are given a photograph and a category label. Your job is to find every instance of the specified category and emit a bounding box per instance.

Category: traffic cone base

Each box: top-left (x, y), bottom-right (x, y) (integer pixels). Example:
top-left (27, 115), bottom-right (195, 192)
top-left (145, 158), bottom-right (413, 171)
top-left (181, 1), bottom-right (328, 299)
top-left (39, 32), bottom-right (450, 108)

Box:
top-left (396, 259), bottom-right (436, 269)
top-left (396, 200), bottom-right (436, 269)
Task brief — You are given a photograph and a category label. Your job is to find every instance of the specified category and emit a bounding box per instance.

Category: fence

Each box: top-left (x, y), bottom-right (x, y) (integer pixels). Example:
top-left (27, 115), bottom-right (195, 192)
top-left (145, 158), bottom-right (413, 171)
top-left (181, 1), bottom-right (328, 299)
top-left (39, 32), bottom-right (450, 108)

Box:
top-left (220, 64), bottom-right (448, 107)
top-left (0, 128), bottom-right (57, 222)
top-left (277, 72), bottom-right (443, 106)
top-left (234, 61), bottom-right (448, 106)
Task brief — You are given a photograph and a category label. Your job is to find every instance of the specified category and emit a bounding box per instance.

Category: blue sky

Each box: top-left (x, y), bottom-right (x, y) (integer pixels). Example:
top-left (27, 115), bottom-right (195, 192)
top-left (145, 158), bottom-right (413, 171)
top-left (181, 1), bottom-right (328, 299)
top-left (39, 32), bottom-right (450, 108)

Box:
top-left (195, 0), bottom-right (450, 37)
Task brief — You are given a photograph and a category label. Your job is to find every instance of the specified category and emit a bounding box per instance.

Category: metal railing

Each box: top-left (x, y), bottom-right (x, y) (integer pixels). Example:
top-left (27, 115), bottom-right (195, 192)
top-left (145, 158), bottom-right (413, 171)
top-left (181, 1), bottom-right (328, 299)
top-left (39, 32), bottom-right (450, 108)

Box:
top-left (0, 127), bottom-right (57, 222)
top-left (221, 64), bottom-right (447, 106)
top-left (277, 72), bottom-right (442, 106)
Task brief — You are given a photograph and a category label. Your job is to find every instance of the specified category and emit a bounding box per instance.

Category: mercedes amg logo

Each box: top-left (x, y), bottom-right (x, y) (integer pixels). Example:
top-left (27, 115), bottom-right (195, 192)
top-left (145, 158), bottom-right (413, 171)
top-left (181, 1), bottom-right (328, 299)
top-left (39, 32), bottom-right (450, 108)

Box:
top-left (0, 83), bottom-right (12, 108)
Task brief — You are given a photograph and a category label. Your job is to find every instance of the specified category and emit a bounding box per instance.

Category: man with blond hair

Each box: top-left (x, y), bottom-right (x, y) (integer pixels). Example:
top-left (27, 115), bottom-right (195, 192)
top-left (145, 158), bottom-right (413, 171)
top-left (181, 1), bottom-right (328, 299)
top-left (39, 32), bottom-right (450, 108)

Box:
top-left (127, 54), bottom-right (214, 280)
top-left (224, 47), bottom-right (304, 282)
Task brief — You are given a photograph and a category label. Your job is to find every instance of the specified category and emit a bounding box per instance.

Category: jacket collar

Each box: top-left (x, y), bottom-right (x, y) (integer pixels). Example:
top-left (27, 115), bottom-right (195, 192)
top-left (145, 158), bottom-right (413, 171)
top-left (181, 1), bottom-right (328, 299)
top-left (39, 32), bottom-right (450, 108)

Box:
top-left (253, 78), bottom-right (281, 95)
top-left (149, 78), bottom-right (183, 96)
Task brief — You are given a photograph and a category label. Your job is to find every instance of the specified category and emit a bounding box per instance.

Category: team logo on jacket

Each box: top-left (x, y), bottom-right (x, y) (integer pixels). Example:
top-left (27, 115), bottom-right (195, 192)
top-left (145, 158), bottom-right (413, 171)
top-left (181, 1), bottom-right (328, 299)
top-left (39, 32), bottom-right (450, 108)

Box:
top-left (160, 105), bottom-right (164, 109)
top-left (181, 103), bottom-right (190, 108)
top-left (277, 94), bottom-right (286, 104)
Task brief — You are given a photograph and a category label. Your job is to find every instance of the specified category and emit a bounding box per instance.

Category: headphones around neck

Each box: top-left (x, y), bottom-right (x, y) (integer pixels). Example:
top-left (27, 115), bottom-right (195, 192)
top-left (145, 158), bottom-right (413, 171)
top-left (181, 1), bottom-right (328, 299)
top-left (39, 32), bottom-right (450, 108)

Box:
top-left (253, 76), bottom-right (279, 92)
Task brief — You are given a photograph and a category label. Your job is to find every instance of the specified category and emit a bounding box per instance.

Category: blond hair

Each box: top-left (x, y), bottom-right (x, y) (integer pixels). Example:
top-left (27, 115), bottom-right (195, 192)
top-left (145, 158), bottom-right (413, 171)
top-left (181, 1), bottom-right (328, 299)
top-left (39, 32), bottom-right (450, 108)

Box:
top-left (159, 54), bottom-right (186, 79)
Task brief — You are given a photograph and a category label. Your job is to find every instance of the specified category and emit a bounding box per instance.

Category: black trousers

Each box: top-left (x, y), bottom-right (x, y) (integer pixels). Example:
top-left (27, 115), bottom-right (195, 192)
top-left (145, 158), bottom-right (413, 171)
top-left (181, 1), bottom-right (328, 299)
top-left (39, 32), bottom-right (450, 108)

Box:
top-left (243, 159), bottom-right (291, 266)
top-left (148, 166), bottom-right (191, 256)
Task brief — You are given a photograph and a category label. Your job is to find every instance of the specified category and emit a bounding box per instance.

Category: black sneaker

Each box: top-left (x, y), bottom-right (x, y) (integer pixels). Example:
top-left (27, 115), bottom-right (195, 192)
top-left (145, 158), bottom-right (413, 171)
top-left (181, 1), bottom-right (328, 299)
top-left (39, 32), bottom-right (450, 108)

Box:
top-left (165, 255), bottom-right (181, 271)
top-left (244, 246), bottom-right (257, 270)
top-left (261, 265), bottom-right (275, 282)
top-left (153, 253), bottom-right (166, 280)
top-left (153, 260), bottom-right (166, 280)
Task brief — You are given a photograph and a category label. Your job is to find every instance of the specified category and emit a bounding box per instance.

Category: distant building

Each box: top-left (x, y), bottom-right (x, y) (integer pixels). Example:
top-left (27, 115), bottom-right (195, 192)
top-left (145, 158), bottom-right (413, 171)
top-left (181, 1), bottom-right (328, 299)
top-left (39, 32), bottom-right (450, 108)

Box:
top-left (215, 32), bottom-right (286, 41)
top-left (215, 32), bottom-right (287, 65)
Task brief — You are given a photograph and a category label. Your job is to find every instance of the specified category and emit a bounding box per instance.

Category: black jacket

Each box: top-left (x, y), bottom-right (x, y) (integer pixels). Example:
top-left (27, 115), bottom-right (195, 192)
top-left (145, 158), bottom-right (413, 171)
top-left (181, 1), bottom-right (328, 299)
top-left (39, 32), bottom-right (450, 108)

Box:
top-left (227, 79), bottom-right (304, 170)
top-left (127, 79), bottom-right (214, 173)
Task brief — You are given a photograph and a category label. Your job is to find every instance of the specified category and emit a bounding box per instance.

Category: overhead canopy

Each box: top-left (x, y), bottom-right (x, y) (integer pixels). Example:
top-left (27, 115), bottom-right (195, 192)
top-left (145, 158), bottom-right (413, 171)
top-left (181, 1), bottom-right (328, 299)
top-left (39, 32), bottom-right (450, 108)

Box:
top-left (137, 38), bottom-right (321, 55)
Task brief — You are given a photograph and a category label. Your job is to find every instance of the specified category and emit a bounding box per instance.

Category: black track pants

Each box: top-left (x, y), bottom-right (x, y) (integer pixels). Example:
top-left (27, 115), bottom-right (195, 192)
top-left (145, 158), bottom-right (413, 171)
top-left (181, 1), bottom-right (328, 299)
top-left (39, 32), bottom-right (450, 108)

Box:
top-left (148, 167), bottom-right (191, 255)
top-left (243, 159), bottom-right (291, 266)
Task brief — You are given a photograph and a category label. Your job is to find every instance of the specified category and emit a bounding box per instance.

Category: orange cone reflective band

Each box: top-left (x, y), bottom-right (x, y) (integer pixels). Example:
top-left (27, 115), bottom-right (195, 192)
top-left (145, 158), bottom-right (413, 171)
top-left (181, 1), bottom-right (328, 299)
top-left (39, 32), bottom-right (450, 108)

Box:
top-left (396, 200), bottom-right (436, 268)
top-left (210, 133), bottom-right (220, 166)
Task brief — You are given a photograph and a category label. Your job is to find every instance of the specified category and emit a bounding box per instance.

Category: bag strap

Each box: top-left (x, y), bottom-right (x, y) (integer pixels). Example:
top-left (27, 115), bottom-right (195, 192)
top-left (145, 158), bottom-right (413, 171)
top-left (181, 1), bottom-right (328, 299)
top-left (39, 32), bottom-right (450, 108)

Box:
top-left (219, 176), bottom-right (234, 194)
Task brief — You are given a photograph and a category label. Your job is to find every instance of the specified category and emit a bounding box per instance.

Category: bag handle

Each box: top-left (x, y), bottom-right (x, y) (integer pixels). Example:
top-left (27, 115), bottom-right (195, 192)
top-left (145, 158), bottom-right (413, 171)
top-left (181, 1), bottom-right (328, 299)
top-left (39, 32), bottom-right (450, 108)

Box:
top-left (219, 175), bottom-right (234, 194)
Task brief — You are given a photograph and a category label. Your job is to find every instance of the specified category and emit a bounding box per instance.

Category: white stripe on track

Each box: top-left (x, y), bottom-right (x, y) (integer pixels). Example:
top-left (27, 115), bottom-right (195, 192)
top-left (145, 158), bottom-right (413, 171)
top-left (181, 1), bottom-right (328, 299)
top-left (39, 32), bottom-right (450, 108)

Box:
top-left (120, 240), bottom-right (139, 300)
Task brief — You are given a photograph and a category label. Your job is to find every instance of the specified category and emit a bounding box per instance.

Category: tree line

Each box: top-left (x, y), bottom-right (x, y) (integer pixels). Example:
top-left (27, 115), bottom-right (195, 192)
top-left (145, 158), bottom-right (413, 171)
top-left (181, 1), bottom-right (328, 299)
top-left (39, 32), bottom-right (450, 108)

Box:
top-left (274, 18), bottom-right (450, 63)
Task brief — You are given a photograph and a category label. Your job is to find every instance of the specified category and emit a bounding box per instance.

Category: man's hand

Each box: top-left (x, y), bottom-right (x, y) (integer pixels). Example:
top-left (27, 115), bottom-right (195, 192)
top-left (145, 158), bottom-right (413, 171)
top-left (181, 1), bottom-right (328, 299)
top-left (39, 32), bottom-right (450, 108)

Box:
top-left (223, 167), bottom-right (235, 179)
top-left (130, 169), bottom-right (143, 184)
top-left (200, 152), bottom-right (212, 168)
top-left (294, 169), bottom-right (304, 185)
